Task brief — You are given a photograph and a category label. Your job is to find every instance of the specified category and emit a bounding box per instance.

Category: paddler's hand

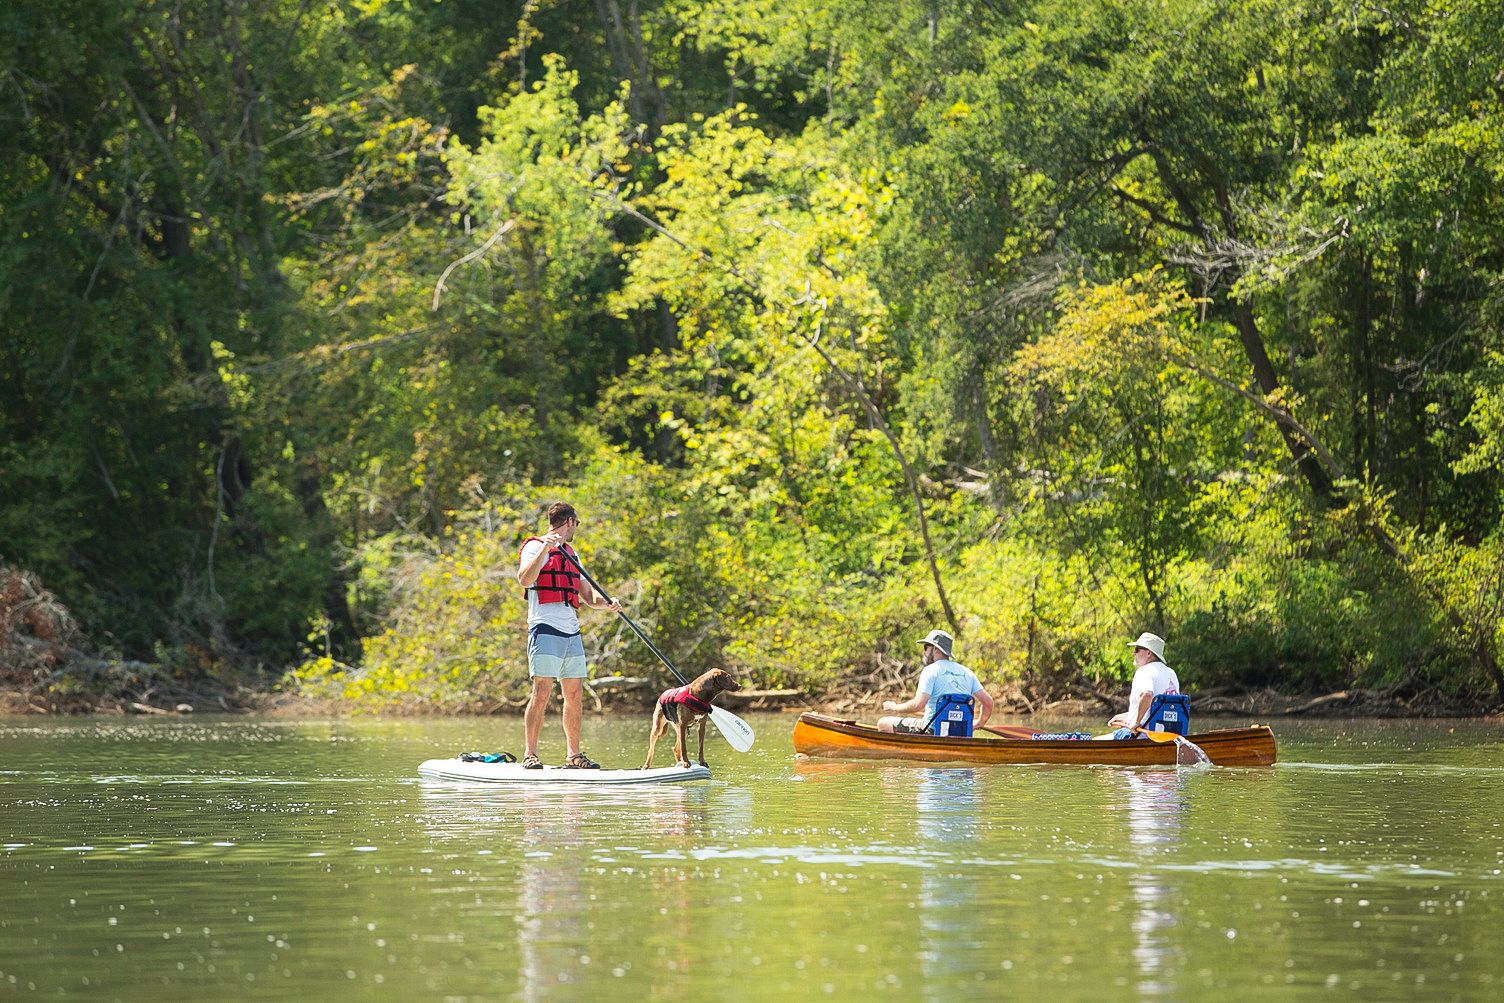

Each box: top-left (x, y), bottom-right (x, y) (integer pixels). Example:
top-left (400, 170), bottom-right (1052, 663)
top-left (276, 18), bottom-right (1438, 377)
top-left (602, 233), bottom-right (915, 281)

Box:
top-left (540, 530), bottom-right (565, 548)
top-left (882, 700), bottom-right (899, 712)
top-left (598, 599), bottom-right (621, 613)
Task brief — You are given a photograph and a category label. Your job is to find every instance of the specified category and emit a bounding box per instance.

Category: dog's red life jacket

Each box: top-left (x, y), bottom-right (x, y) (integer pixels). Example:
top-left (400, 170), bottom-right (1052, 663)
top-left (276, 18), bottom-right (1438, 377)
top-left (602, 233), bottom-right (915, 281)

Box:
top-left (521, 538), bottom-right (580, 608)
top-left (658, 684), bottom-right (713, 714)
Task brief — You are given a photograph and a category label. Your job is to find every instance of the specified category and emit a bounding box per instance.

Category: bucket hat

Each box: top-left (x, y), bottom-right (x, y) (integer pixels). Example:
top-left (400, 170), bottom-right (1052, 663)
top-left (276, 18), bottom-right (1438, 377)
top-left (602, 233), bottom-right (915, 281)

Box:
top-left (1127, 632), bottom-right (1166, 661)
top-left (916, 629), bottom-right (954, 659)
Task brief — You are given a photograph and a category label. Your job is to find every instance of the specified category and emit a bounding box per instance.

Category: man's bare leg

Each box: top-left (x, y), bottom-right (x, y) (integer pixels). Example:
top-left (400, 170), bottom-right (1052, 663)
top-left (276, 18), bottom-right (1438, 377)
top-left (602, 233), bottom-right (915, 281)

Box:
top-left (560, 677), bottom-right (584, 758)
top-left (524, 676), bottom-right (553, 759)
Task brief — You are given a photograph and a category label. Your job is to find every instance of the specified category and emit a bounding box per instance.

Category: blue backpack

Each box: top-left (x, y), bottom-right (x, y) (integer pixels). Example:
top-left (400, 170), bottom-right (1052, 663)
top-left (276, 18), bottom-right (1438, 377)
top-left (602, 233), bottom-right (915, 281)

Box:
top-left (929, 693), bottom-right (975, 738)
top-left (1143, 693), bottom-right (1190, 736)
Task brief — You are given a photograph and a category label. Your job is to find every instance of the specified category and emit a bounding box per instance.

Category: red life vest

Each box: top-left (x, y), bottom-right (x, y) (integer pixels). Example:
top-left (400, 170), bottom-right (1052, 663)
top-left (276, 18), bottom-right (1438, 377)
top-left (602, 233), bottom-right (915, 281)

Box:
top-left (658, 684), bottom-right (713, 714)
top-left (521, 538), bottom-right (580, 608)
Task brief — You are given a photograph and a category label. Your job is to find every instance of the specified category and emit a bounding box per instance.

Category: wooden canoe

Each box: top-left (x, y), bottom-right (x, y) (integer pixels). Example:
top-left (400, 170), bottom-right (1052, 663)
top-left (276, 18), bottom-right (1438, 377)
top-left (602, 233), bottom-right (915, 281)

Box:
top-left (792, 712), bottom-right (1277, 767)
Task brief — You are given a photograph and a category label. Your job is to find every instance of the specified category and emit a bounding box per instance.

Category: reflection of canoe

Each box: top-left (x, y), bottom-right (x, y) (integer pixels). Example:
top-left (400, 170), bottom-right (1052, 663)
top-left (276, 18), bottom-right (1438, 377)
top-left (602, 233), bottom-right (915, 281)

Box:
top-left (792, 713), bottom-right (1277, 767)
top-left (418, 759), bottom-right (712, 784)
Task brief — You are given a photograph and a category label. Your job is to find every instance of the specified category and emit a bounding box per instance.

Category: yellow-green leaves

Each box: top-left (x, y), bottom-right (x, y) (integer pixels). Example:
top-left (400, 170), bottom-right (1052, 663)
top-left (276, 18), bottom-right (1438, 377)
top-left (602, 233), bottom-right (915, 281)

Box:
top-left (1013, 270), bottom-right (1195, 386)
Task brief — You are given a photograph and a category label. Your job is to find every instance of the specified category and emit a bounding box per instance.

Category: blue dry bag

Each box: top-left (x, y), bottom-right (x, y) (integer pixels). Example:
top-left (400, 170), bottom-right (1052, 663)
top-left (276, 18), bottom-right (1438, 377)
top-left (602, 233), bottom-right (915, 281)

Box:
top-left (459, 751), bottom-right (517, 764)
top-left (930, 693), bottom-right (975, 738)
top-left (1143, 693), bottom-right (1190, 736)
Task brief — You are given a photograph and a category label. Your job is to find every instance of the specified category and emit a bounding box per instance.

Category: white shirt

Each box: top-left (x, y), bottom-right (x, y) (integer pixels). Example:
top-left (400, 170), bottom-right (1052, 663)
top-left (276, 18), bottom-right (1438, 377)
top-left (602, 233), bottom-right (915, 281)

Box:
top-left (518, 539), bottom-right (581, 632)
top-left (916, 659), bottom-right (983, 719)
top-left (1127, 660), bottom-right (1180, 727)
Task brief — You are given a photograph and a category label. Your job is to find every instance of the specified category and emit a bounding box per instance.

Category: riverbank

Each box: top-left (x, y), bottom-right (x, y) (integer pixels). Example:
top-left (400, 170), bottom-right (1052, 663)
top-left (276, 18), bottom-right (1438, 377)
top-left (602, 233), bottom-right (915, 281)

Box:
top-left (4, 676), bottom-right (1498, 719)
top-left (7, 564), bottom-right (1502, 721)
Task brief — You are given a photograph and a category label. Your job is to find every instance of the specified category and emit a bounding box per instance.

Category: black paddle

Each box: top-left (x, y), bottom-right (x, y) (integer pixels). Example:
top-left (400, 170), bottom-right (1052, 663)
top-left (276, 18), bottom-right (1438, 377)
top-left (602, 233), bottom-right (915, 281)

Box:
top-left (557, 549), bottom-right (755, 752)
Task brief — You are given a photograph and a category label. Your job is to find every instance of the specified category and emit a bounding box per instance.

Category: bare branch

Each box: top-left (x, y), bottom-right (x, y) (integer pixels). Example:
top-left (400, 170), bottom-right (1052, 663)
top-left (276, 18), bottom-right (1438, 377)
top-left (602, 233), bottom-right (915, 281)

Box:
top-left (431, 218), bottom-right (515, 310)
top-left (1110, 184), bottom-right (1199, 235)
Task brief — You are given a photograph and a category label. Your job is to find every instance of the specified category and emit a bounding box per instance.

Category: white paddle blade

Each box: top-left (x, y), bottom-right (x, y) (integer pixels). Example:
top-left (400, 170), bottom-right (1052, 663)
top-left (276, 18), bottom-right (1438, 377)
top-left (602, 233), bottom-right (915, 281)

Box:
top-left (710, 706), bottom-right (756, 752)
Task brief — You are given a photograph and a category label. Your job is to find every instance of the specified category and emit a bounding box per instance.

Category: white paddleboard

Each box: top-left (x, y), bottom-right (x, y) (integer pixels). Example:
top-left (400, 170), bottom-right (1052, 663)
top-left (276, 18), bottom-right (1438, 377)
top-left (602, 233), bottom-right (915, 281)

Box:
top-left (417, 758), bottom-right (712, 784)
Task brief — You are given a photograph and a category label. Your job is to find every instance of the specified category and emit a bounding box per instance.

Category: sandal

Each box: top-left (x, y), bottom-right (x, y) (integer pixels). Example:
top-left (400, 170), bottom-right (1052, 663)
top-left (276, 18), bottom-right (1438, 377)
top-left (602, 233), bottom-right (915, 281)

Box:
top-left (563, 751), bottom-right (600, 770)
top-left (521, 753), bottom-right (543, 770)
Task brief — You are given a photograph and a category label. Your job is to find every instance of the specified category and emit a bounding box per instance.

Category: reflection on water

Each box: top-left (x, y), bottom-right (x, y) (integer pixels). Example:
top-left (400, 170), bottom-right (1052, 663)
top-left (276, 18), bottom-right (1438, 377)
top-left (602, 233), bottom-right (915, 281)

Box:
top-left (511, 791), bottom-right (570, 997)
top-left (915, 769), bottom-right (980, 1000)
top-left (916, 768), bottom-right (979, 844)
top-left (515, 791), bottom-right (593, 999)
top-left (1119, 771), bottom-right (1190, 997)
top-left (413, 779), bottom-right (757, 1000)
top-left (2, 715), bottom-right (1504, 999)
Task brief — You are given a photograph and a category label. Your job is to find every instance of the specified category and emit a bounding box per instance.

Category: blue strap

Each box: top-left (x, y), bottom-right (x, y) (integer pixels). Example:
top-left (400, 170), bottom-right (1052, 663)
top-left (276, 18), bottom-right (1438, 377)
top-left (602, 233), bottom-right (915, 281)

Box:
top-left (923, 693), bottom-right (975, 737)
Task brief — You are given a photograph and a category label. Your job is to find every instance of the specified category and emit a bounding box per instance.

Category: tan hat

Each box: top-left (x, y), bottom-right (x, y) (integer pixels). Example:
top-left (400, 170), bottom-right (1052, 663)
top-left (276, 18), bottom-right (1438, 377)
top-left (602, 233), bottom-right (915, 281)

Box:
top-left (916, 629), bottom-right (954, 658)
top-left (1128, 632), bottom-right (1165, 660)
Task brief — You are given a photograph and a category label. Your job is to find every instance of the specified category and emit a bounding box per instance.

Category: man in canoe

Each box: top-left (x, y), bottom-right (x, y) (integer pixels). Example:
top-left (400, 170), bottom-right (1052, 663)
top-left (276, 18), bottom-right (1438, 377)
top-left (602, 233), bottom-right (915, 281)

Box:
top-left (516, 501), bottom-right (620, 769)
top-left (1101, 631), bottom-right (1183, 739)
top-left (877, 629), bottom-right (995, 734)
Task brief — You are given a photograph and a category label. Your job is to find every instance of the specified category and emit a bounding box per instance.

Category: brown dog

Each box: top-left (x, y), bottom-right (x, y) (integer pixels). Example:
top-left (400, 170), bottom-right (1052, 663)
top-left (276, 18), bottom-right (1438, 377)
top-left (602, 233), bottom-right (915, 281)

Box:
top-left (643, 668), bottom-right (741, 769)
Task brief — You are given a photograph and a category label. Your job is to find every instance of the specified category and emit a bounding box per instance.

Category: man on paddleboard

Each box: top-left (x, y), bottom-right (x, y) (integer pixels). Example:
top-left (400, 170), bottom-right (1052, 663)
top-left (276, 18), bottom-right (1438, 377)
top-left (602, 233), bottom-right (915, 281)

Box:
top-left (516, 501), bottom-right (620, 769)
top-left (877, 629), bottom-right (995, 734)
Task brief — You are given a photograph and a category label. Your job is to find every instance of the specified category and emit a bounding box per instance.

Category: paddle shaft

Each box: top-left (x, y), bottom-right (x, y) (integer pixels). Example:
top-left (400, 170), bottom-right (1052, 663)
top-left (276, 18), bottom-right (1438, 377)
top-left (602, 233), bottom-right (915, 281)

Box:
top-left (555, 548), bottom-right (755, 753)
top-left (979, 724), bottom-right (1043, 740)
top-left (555, 550), bottom-right (689, 687)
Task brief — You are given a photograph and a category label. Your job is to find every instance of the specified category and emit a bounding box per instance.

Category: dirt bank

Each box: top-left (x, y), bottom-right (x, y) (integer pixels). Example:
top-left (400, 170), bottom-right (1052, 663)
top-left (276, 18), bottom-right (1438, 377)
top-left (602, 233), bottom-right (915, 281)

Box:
top-left (5, 677), bottom-right (1499, 720)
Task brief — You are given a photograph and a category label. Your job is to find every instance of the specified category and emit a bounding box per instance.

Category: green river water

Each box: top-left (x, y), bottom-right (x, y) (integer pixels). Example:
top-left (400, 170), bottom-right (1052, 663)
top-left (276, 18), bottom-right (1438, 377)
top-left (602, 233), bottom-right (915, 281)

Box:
top-left (2, 714), bottom-right (1502, 1000)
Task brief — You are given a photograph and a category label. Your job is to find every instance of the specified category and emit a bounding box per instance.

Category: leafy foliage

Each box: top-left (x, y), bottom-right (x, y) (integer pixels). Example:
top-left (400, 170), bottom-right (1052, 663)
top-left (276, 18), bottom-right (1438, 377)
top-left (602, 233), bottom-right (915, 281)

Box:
top-left (4, 0), bottom-right (1502, 708)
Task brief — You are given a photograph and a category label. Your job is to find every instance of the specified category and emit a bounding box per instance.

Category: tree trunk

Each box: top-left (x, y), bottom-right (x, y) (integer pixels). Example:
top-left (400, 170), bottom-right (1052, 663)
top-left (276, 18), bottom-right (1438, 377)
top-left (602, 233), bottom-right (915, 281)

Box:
top-left (297, 461), bottom-right (358, 654)
top-left (1150, 149), bottom-right (1335, 500)
top-left (1481, 638), bottom-right (1504, 709)
top-left (595, 0), bottom-right (667, 141)
top-left (1353, 251), bottom-right (1377, 478)
top-left (796, 315), bottom-right (961, 634)
top-left (1226, 300), bottom-right (1335, 497)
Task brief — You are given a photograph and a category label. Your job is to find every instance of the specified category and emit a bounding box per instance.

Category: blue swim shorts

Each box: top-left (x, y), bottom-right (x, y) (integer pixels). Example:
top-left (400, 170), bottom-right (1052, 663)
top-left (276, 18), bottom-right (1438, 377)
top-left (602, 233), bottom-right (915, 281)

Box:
top-left (527, 624), bottom-right (588, 679)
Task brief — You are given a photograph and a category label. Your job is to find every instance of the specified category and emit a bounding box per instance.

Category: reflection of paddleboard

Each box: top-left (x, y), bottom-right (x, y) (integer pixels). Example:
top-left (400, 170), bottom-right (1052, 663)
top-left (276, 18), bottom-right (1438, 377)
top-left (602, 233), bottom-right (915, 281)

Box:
top-left (417, 759), bottom-right (712, 784)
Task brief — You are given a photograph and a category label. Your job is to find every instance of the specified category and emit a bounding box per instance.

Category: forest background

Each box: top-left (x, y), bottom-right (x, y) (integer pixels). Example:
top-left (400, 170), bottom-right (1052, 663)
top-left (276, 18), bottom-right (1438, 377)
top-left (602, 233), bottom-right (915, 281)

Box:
top-left (3, 0), bottom-right (1503, 713)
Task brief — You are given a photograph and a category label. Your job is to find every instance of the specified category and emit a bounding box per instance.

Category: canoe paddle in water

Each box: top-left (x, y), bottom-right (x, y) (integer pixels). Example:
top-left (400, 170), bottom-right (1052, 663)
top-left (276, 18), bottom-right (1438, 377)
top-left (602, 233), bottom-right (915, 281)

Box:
top-left (1134, 727), bottom-right (1211, 767)
top-left (558, 549), bottom-right (756, 753)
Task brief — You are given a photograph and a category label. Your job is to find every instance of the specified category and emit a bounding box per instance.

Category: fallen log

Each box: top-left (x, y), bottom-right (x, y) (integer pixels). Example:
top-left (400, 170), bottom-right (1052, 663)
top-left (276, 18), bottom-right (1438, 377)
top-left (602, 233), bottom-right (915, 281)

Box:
top-left (585, 676), bottom-right (653, 691)
top-left (1287, 690), bottom-right (1353, 714)
top-left (720, 688), bottom-right (803, 701)
top-left (1193, 696), bottom-right (1255, 714)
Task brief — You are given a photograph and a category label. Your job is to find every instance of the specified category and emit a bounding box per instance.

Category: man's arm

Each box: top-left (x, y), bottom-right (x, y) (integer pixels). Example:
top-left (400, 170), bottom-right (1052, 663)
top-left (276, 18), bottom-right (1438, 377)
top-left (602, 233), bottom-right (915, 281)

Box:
top-left (972, 687), bottom-right (995, 728)
top-left (577, 577), bottom-right (620, 613)
top-left (883, 685), bottom-right (929, 716)
top-left (1108, 690), bottom-right (1152, 729)
top-left (517, 533), bottom-right (562, 587)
